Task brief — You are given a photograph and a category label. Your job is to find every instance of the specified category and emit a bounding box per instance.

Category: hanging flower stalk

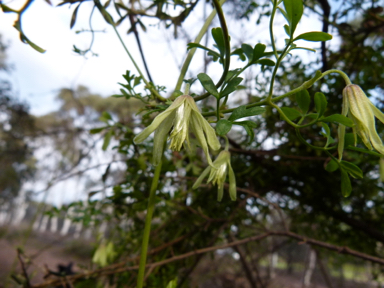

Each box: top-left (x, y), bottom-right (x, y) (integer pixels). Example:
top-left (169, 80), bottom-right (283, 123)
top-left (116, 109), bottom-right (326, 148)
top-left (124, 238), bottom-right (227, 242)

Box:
top-left (193, 150), bottom-right (236, 201)
top-left (133, 95), bottom-right (220, 165)
top-left (338, 84), bottom-right (384, 158)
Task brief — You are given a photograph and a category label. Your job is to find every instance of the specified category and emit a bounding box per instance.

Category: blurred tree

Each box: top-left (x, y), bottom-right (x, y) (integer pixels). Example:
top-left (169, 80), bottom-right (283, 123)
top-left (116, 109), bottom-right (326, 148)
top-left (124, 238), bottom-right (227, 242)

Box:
top-left (0, 36), bottom-right (36, 203)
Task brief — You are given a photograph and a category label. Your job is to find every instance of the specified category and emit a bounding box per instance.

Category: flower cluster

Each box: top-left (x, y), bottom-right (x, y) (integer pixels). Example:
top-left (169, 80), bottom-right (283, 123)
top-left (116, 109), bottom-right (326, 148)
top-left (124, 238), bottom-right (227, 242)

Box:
top-left (338, 84), bottom-right (384, 158)
top-left (193, 150), bottom-right (236, 201)
top-left (133, 95), bottom-right (220, 165)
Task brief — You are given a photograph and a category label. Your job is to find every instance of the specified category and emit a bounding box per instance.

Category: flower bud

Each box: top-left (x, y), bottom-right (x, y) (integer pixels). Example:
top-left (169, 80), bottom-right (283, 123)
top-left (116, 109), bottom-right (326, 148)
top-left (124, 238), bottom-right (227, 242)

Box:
top-left (338, 84), bottom-right (384, 158)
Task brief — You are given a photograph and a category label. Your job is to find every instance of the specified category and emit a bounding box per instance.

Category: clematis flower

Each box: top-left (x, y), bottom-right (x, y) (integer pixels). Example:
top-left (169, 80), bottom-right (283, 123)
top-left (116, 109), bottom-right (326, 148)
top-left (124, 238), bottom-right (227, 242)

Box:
top-left (133, 95), bottom-right (220, 165)
top-left (338, 84), bottom-right (384, 158)
top-left (192, 150), bottom-right (236, 201)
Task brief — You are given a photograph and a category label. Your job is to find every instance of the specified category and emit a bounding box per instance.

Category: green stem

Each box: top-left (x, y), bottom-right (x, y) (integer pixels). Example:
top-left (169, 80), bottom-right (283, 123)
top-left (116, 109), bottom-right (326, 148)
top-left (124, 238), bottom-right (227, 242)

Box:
top-left (216, 98), bottom-right (221, 121)
top-left (295, 128), bottom-right (335, 151)
top-left (211, 0), bottom-right (231, 88)
top-left (184, 83), bottom-right (191, 95)
top-left (266, 43), bottom-right (291, 101)
top-left (321, 69), bottom-right (352, 85)
top-left (94, 1), bottom-right (166, 102)
top-left (202, 69), bottom-right (352, 117)
top-left (223, 135), bottom-right (229, 151)
top-left (173, 0), bottom-right (227, 96)
top-left (269, 101), bottom-right (299, 128)
top-left (111, 26), bottom-right (166, 102)
top-left (193, 0), bottom-right (231, 102)
top-left (269, 0), bottom-right (279, 60)
top-left (137, 161), bottom-right (163, 288)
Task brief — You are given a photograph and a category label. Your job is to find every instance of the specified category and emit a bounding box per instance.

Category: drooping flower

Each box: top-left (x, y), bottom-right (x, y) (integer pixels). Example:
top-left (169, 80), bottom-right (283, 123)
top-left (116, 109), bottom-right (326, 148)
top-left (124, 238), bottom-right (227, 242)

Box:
top-left (192, 150), bottom-right (236, 201)
top-left (338, 84), bottom-right (384, 158)
top-left (133, 95), bottom-right (220, 165)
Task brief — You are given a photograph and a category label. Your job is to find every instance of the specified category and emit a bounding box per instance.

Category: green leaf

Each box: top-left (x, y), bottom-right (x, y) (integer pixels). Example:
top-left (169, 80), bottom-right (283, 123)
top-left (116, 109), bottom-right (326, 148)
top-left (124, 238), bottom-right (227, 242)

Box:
top-left (283, 24), bottom-right (290, 37)
top-left (234, 120), bottom-right (258, 128)
top-left (235, 122), bottom-right (255, 143)
top-left (187, 43), bottom-right (220, 59)
top-left (221, 77), bottom-right (243, 98)
top-left (212, 27), bottom-right (226, 56)
top-left (1, 4), bottom-right (17, 13)
top-left (133, 76), bottom-right (142, 87)
top-left (340, 161), bottom-right (363, 179)
top-left (277, 7), bottom-right (289, 22)
top-left (197, 73), bottom-right (219, 98)
top-left (321, 123), bottom-right (335, 147)
top-left (340, 169), bottom-right (352, 197)
top-left (102, 164), bottom-right (111, 183)
top-left (294, 31), bottom-right (333, 42)
top-left (252, 43), bottom-right (266, 62)
top-left (344, 133), bottom-right (355, 147)
top-left (257, 59), bottom-right (275, 66)
top-left (321, 122), bottom-right (330, 136)
top-left (101, 111), bottom-right (113, 121)
top-left (320, 114), bottom-right (354, 127)
top-left (216, 119), bottom-right (232, 136)
top-left (290, 46), bottom-right (316, 53)
top-left (70, 3), bottom-right (81, 29)
top-left (306, 113), bottom-right (318, 120)
top-left (231, 48), bottom-right (246, 61)
top-left (241, 44), bottom-right (253, 62)
top-left (102, 129), bottom-right (113, 151)
top-left (228, 106), bottom-right (265, 121)
top-left (224, 69), bottom-right (241, 82)
top-left (23, 37), bottom-right (46, 53)
top-left (325, 159), bottom-right (339, 172)
top-left (166, 278), bottom-right (178, 288)
top-left (346, 145), bottom-right (382, 157)
top-left (90, 127), bottom-right (107, 134)
top-left (303, 70), bottom-right (322, 89)
top-left (280, 107), bottom-right (302, 121)
top-left (296, 90), bottom-right (310, 114)
top-left (283, 0), bottom-right (304, 36)
top-left (314, 92), bottom-right (327, 117)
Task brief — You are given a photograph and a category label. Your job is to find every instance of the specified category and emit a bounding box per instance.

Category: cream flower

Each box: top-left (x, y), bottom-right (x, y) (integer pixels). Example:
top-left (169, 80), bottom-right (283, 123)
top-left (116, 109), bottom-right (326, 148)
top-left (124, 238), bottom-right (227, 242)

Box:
top-left (192, 150), bottom-right (236, 201)
top-left (133, 95), bottom-right (220, 165)
top-left (338, 84), bottom-right (384, 158)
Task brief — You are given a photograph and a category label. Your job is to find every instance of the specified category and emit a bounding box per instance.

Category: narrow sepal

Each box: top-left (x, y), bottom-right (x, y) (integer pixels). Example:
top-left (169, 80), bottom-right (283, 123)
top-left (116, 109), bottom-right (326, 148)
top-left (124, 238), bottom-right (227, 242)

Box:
top-left (228, 163), bottom-right (237, 201)
top-left (192, 166), bottom-right (211, 189)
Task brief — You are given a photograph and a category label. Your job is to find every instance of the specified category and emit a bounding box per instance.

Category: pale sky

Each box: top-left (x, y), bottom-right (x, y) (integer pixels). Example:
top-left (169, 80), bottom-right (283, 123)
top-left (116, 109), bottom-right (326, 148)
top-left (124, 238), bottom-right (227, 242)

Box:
top-left (0, 0), bottom-right (324, 116)
top-left (1, 0), bottom-right (192, 115)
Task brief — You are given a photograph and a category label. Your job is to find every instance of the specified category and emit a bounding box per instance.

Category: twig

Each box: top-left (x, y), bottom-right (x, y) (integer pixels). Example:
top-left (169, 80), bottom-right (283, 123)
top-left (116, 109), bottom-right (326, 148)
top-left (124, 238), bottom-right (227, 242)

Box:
top-left (128, 14), bottom-right (154, 84)
top-left (315, 249), bottom-right (334, 288)
top-left (30, 229), bottom-right (384, 287)
top-left (177, 196), bottom-right (249, 287)
top-left (317, 0), bottom-right (331, 71)
top-left (244, 243), bottom-right (266, 288)
top-left (64, 275), bottom-right (75, 288)
top-left (17, 249), bottom-right (31, 288)
top-left (229, 235), bottom-right (257, 288)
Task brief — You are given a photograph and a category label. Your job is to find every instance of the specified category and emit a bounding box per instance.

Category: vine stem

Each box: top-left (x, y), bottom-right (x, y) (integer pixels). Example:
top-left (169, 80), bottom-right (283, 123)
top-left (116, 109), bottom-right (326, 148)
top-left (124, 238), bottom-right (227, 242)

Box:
top-left (173, 0), bottom-right (227, 96)
top-left (201, 69), bottom-right (352, 117)
top-left (137, 160), bottom-right (163, 288)
top-left (193, 0), bottom-right (231, 102)
top-left (94, 1), bottom-right (166, 102)
top-left (321, 69), bottom-right (352, 85)
top-left (269, 0), bottom-right (279, 60)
